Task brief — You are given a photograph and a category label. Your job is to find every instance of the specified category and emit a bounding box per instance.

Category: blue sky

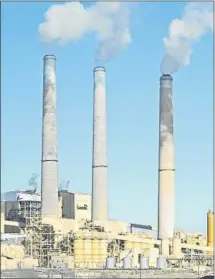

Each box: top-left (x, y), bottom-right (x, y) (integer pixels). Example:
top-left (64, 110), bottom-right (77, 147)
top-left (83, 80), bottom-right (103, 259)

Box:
top-left (2, 2), bottom-right (213, 233)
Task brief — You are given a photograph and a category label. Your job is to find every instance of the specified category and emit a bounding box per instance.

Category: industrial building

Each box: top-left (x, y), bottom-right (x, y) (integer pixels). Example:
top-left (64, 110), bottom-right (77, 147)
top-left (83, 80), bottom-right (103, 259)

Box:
top-left (1, 55), bottom-right (213, 275)
top-left (1, 189), bottom-right (91, 222)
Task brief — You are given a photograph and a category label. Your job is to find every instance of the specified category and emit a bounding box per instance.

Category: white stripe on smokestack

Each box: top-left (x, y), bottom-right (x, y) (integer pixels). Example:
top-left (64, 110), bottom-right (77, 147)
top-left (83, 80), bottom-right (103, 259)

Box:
top-left (158, 74), bottom-right (175, 242)
top-left (92, 66), bottom-right (108, 221)
top-left (41, 55), bottom-right (59, 217)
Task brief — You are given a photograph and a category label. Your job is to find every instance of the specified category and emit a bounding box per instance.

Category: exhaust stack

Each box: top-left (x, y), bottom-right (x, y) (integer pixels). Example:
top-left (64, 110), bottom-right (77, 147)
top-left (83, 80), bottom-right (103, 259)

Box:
top-left (41, 55), bottom-right (59, 217)
top-left (158, 74), bottom-right (175, 250)
top-left (92, 66), bottom-right (108, 221)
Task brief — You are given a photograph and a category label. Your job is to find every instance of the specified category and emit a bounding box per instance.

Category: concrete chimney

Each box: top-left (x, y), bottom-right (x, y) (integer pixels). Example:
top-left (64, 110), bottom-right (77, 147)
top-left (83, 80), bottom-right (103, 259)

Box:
top-left (92, 66), bottom-right (108, 221)
top-left (41, 55), bottom-right (59, 217)
top-left (158, 74), bottom-right (175, 253)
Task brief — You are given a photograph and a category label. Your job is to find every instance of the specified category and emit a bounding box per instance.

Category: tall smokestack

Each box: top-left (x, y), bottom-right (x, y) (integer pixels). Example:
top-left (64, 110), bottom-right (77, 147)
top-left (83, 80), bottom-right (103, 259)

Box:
top-left (41, 55), bottom-right (59, 217)
top-left (92, 66), bottom-right (108, 221)
top-left (158, 74), bottom-right (175, 253)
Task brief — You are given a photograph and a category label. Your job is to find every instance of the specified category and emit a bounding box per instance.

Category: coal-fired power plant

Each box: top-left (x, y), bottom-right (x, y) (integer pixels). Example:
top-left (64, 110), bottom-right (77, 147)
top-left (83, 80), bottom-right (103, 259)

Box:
top-left (92, 67), bottom-right (108, 221)
top-left (158, 74), bottom-right (175, 255)
top-left (41, 55), bottom-right (59, 217)
top-left (2, 55), bottom-right (212, 275)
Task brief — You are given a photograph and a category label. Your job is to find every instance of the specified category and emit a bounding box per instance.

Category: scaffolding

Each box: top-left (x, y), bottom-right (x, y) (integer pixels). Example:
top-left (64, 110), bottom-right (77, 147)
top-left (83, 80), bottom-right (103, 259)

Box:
top-left (24, 217), bottom-right (73, 268)
top-left (23, 218), bottom-right (111, 269)
top-left (4, 191), bottom-right (41, 223)
top-left (108, 239), bottom-right (124, 257)
top-left (19, 200), bottom-right (41, 218)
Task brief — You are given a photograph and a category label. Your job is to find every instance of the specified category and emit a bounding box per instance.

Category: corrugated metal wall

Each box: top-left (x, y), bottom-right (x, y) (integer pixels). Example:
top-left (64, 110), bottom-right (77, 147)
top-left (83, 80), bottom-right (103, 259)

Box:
top-left (4, 225), bottom-right (21, 234)
top-left (4, 201), bottom-right (19, 220)
top-left (61, 192), bottom-right (75, 219)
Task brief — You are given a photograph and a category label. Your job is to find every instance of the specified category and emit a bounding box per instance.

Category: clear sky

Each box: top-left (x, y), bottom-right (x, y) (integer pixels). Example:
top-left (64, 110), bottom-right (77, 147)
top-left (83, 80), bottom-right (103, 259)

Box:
top-left (2, 2), bottom-right (213, 233)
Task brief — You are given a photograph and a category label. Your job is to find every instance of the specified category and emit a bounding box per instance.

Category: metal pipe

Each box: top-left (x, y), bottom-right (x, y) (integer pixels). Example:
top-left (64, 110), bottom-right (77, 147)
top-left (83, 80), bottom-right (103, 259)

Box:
top-left (92, 66), bottom-right (108, 221)
top-left (158, 74), bottom-right (175, 241)
top-left (41, 54), bottom-right (59, 217)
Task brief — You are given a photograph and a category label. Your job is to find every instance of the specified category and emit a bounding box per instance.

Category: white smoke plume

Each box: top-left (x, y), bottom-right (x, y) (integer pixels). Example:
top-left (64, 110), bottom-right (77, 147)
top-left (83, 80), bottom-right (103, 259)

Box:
top-left (161, 3), bottom-right (213, 74)
top-left (39, 2), bottom-right (131, 62)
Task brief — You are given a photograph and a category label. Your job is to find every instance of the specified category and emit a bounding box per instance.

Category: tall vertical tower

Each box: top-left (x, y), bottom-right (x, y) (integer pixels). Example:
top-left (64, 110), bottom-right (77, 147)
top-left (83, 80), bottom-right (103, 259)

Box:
top-left (41, 55), bottom-right (59, 217)
top-left (207, 210), bottom-right (214, 247)
top-left (158, 74), bottom-right (175, 253)
top-left (92, 66), bottom-right (108, 221)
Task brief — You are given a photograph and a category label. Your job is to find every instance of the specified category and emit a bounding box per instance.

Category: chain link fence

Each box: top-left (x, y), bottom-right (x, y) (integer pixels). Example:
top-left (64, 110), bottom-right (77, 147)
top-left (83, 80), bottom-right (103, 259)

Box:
top-left (1, 267), bottom-right (214, 279)
top-left (1, 255), bottom-right (213, 278)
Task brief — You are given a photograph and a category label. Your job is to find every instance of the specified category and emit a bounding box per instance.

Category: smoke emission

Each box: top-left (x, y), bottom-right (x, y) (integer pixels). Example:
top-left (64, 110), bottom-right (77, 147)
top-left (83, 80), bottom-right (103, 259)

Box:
top-left (161, 3), bottom-right (213, 74)
top-left (39, 2), bottom-right (131, 62)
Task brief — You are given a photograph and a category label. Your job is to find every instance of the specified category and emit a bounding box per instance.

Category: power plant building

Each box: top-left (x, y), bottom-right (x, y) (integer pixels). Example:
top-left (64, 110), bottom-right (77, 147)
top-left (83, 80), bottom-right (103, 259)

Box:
top-left (1, 190), bottom-right (41, 221)
top-left (1, 55), bottom-right (213, 273)
top-left (60, 191), bottom-right (91, 220)
top-left (2, 190), bottom-right (91, 222)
